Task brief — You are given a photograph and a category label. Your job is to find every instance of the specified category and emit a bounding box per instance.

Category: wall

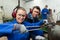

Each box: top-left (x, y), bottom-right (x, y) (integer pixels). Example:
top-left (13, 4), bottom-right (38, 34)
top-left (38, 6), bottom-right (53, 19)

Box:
top-left (0, 0), bottom-right (18, 19)
top-left (20, 0), bottom-right (25, 7)
top-left (24, 0), bottom-right (60, 13)
top-left (23, 0), bottom-right (60, 22)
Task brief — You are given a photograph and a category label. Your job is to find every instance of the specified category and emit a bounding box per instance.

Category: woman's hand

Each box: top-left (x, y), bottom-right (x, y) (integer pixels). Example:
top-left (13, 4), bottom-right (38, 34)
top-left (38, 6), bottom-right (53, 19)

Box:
top-left (13, 24), bottom-right (28, 33)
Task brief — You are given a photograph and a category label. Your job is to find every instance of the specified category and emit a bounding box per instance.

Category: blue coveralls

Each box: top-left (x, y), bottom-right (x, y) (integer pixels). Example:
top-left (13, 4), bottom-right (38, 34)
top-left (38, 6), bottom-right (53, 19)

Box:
top-left (26, 13), bottom-right (44, 40)
top-left (0, 19), bottom-right (29, 40)
top-left (41, 8), bottom-right (49, 19)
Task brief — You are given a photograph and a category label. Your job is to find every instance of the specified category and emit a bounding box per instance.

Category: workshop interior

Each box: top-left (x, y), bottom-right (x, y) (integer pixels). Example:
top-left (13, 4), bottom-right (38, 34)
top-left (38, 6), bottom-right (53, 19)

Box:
top-left (0, 0), bottom-right (60, 40)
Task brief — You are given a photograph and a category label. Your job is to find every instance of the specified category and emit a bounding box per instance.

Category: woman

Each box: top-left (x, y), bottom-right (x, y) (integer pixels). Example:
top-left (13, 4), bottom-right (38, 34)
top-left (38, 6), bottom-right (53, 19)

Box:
top-left (0, 7), bottom-right (29, 40)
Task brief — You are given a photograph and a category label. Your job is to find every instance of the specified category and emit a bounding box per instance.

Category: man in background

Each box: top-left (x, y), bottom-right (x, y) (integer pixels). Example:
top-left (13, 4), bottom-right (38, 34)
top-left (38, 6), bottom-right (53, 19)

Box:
top-left (41, 5), bottom-right (49, 19)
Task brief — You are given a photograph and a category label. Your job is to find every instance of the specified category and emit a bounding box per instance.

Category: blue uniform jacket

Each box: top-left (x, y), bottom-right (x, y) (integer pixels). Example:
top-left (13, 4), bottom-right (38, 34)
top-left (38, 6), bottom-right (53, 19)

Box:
top-left (0, 19), bottom-right (29, 40)
top-left (41, 8), bottom-right (49, 19)
top-left (26, 13), bottom-right (44, 36)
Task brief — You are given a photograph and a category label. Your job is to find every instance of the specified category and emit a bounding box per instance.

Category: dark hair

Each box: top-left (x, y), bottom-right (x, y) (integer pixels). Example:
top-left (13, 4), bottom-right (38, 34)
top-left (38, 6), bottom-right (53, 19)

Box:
top-left (0, 6), bottom-right (3, 9)
top-left (45, 5), bottom-right (48, 7)
top-left (49, 9), bottom-right (52, 11)
top-left (33, 6), bottom-right (40, 11)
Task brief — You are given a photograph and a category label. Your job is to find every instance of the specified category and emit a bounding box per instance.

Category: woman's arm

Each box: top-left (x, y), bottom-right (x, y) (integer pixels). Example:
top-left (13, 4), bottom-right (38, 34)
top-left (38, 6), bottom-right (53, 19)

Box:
top-left (0, 24), bottom-right (14, 37)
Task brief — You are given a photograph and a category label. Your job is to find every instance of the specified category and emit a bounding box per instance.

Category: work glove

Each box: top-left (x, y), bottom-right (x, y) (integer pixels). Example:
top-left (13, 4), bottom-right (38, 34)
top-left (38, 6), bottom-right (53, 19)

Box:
top-left (14, 24), bottom-right (28, 33)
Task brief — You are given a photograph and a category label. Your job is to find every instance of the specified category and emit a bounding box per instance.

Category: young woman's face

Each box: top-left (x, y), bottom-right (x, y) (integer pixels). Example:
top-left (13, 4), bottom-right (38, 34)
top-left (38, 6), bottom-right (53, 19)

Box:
top-left (32, 8), bottom-right (40, 18)
top-left (16, 9), bottom-right (26, 23)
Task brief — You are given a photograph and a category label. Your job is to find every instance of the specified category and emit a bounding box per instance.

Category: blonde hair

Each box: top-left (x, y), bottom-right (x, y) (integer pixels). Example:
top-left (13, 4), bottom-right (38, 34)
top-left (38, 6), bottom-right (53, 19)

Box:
top-left (16, 7), bottom-right (26, 13)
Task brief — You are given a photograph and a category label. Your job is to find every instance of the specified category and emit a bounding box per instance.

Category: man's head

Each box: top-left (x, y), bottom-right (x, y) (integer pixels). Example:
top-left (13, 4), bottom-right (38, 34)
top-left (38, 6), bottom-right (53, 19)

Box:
top-left (32, 6), bottom-right (40, 18)
top-left (0, 6), bottom-right (3, 9)
top-left (49, 9), bottom-right (52, 14)
top-left (45, 5), bottom-right (48, 8)
top-left (15, 7), bottom-right (26, 23)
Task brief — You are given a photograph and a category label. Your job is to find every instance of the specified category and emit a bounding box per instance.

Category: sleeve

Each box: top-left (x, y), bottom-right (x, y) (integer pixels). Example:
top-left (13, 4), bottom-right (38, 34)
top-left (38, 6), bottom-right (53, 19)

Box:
top-left (0, 24), bottom-right (14, 37)
top-left (24, 20), bottom-right (44, 27)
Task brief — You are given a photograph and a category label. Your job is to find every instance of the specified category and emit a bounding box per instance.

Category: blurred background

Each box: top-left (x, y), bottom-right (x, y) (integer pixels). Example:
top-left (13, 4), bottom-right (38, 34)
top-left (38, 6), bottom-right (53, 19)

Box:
top-left (0, 0), bottom-right (60, 23)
